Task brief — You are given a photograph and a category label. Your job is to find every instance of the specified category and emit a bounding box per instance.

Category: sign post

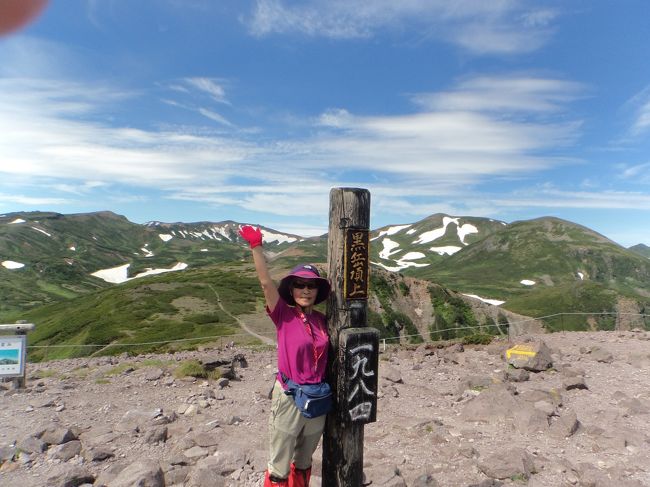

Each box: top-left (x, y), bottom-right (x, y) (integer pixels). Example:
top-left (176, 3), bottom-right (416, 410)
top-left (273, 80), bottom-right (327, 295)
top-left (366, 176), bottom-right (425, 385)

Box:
top-left (323, 188), bottom-right (379, 486)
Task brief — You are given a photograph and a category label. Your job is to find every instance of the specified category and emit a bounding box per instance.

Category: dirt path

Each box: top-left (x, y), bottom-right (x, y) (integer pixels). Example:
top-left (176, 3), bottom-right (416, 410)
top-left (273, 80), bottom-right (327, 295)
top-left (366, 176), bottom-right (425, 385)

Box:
top-left (208, 284), bottom-right (276, 346)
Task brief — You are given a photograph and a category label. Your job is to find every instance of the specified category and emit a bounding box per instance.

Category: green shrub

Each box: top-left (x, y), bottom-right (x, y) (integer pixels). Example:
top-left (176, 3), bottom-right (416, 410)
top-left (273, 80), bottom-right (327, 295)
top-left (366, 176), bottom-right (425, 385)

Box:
top-left (173, 359), bottom-right (207, 378)
top-left (462, 333), bottom-right (494, 345)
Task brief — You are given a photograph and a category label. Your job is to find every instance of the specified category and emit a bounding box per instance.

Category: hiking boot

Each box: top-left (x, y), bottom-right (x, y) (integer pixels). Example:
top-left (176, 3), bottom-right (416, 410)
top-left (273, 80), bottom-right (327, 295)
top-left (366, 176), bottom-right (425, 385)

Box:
top-left (288, 463), bottom-right (311, 487)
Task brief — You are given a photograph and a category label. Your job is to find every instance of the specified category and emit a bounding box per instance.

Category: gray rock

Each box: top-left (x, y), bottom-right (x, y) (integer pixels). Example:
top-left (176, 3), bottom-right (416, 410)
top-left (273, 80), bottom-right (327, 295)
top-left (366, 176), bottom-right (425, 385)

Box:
top-left (589, 346), bottom-right (614, 363)
top-left (185, 457), bottom-right (226, 487)
top-left (115, 409), bottom-right (170, 432)
top-left (164, 465), bottom-right (190, 485)
top-left (477, 447), bottom-right (535, 480)
top-left (461, 383), bottom-right (520, 422)
top-left (513, 405), bottom-right (550, 434)
top-left (457, 375), bottom-right (494, 395)
top-left (505, 340), bottom-right (553, 371)
top-left (110, 460), bottom-right (164, 487)
top-left (95, 462), bottom-right (126, 487)
top-left (145, 368), bottom-right (164, 381)
top-left (184, 445), bottom-right (210, 461)
top-left (82, 444), bottom-right (114, 462)
top-left (549, 409), bottom-right (580, 438)
top-left (620, 397), bottom-right (649, 415)
top-left (45, 465), bottom-right (94, 487)
top-left (381, 364), bottom-right (403, 384)
top-left (40, 425), bottom-right (78, 445)
top-left (210, 448), bottom-right (249, 476)
top-left (533, 400), bottom-right (556, 416)
top-left (0, 445), bottom-right (17, 462)
top-left (563, 376), bottom-right (588, 390)
top-left (49, 440), bottom-right (82, 461)
top-left (143, 425), bottom-right (168, 444)
top-left (193, 432), bottom-right (219, 448)
top-left (505, 368), bottom-right (530, 382)
top-left (17, 435), bottom-right (47, 454)
top-left (411, 473), bottom-right (440, 486)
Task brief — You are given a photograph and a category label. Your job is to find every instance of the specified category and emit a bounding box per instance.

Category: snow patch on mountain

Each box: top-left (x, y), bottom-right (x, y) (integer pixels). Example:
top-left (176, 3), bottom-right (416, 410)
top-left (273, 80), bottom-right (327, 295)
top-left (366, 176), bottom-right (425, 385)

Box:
top-left (9, 218), bottom-right (25, 224)
top-left (379, 238), bottom-right (401, 259)
top-left (413, 216), bottom-right (475, 245)
top-left (91, 264), bottom-right (130, 283)
top-left (577, 272), bottom-right (584, 280)
top-left (30, 226), bottom-right (52, 237)
top-left (262, 230), bottom-right (298, 244)
top-left (159, 234), bottom-right (173, 242)
top-left (141, 246), bottom-right (154, 257)
top-left (462, 294), bottom-right (505, 306)
top-left (373, 224), bottom-right (412, 240)
top-left (91, 262), bottom-right (188, 284)
top-left (372, 259), bottom-right (429, 272)
top-left (2, 260), bottom-right (25, 269)
top-left (402, 252), bottom-right (426, 260)
top-left (133, 263), bottom-right (188, 279)
top-left (69, 246), bottom-right (76, 251)
top-left (430, 246), bottom-right (462, 256)
top-left (457, 223), bottom-right (478, 244)
top-left (520, 280), bottom-right (536, 286)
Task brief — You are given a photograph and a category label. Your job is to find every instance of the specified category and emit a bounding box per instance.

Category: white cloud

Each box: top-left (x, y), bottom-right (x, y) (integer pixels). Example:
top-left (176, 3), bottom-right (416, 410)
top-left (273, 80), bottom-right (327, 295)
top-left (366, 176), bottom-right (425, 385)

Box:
top-left (620, 162), bottom-right (650, 183)
top-left (632, 97), bottom-right (650, 135)
top-left (0, 193), bottom-right (72, 206)
top-left (494, 188), bottom-right (650, 210)
top-left (412, 76), bottom-right (586, 114)
top-left (248, 0), bottom-right (559, 54)
top-left (184, 77), bottom-right (230, 104)
top-left (198, 108), bottom-right (233, 127)
top-left (0, 72), bottom-right (586, 221)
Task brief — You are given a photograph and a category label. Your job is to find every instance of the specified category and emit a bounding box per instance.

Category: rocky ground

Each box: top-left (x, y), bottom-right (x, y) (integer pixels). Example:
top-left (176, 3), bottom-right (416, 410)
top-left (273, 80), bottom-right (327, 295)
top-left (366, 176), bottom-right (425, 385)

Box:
top-left (2, 330), bottom-right (650, 487)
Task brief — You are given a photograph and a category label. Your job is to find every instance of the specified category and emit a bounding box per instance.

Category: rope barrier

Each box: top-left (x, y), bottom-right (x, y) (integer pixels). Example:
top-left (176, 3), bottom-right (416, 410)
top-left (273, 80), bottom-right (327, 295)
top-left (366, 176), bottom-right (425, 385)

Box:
top-left (25, 312), bottom-right (650, 352)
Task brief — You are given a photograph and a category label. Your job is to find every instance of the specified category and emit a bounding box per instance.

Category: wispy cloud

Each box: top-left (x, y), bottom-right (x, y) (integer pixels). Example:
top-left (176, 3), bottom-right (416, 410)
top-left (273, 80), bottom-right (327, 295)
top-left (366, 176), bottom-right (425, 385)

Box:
top-left (411, 76), bottom-right (586, 114)
top-left (0, 193), bottom-right (72, 206)
top-left (184, 77), bottom-right (230, 104)
top-left (620, 162), bottom-right (650, 183)
top-left (631, 94), bottom-right (650, 136)
top-left (248, 0), bottom-right (559, 54)
top-left (494, 188), bottom-right (650, 210)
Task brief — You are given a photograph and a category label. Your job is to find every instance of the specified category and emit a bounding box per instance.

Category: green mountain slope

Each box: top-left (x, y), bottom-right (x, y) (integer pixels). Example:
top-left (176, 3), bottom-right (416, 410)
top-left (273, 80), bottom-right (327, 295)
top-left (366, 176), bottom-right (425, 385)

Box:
top-left (0, 211), bottom-right (300, 319)
top-left (370, 214), bottom-right (506, 271)
top-left (410, 217), bottom-right (650, 319)
top-left (629, 243), bottom-right (650, 258)
top-left (16, 263), bottom-right (263, 361)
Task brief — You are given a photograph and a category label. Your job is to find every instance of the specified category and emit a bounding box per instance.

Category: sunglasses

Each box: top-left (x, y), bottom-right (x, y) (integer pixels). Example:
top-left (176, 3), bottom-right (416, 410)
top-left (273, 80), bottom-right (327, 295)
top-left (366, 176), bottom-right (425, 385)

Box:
top-left (293, 281), bottom-right (318, 290)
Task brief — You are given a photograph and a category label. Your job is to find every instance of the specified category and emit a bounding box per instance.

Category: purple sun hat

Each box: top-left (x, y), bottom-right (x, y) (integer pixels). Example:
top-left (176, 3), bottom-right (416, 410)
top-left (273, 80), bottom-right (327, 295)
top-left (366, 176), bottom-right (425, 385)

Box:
top-left (278, 264), bottom-right (331, 306)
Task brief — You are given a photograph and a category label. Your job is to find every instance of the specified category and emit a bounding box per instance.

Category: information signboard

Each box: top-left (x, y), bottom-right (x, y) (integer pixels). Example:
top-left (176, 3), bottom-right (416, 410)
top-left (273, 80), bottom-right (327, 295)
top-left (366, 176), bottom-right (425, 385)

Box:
top-left (0, 335), bottom-right (26, 378)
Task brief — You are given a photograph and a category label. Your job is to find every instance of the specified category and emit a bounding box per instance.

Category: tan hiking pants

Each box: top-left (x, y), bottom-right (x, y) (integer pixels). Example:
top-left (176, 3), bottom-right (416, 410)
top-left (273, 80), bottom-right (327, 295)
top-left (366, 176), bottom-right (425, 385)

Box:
top-left (267, 380), bottom-right (326, 479)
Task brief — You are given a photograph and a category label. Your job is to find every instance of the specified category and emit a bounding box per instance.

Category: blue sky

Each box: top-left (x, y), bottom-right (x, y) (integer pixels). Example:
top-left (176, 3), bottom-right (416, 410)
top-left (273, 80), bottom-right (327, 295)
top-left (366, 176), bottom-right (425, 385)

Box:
top-left (1, 1), bottom-right (649, 246)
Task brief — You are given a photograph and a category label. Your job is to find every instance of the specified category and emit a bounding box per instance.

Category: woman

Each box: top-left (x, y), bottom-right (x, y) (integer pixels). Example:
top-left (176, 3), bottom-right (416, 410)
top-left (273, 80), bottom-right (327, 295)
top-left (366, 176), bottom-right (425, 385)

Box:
top-left (239, 225), bottom-right (330, 487)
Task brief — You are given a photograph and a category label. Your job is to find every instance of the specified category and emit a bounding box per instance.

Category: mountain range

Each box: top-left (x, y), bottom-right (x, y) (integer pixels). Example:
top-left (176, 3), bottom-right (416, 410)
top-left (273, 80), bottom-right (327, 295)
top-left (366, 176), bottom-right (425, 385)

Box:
top-left (1, 210), bottom-right (648, 358)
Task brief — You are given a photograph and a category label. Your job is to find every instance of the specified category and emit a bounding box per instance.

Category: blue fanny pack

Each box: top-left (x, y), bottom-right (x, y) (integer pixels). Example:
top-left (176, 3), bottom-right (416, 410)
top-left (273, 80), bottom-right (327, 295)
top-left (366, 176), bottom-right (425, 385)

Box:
top-left (281, 373), bottom-right (333, 418)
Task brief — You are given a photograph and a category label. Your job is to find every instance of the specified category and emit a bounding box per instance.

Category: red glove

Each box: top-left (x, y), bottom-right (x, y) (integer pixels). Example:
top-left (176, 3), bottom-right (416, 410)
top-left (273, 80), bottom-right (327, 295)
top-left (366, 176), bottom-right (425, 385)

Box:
top-left (239, 225), bottom-right (263, 249)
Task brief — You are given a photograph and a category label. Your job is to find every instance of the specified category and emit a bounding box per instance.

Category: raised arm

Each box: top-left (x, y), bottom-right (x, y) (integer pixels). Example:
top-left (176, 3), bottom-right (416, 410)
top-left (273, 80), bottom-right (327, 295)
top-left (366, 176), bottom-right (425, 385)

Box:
top-left (239, 225), bottom-right (280, 312)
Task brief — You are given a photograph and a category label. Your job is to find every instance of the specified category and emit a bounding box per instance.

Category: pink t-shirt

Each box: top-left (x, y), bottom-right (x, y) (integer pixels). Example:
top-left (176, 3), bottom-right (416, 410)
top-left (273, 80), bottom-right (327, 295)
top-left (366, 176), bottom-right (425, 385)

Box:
top-left (267, 297), bottom-right (329, 386)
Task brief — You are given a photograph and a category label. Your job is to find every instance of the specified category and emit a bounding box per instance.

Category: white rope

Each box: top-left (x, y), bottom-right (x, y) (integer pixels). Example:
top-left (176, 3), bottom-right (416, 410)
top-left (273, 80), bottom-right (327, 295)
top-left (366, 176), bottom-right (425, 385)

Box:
top-left (25, 312), bottom-right (650, 351)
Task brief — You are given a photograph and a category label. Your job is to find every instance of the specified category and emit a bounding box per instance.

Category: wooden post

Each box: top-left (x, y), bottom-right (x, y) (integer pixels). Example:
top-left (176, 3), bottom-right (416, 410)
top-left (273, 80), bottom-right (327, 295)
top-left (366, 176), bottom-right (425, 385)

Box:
top-left (323, 188), bottom-right (379, 486)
